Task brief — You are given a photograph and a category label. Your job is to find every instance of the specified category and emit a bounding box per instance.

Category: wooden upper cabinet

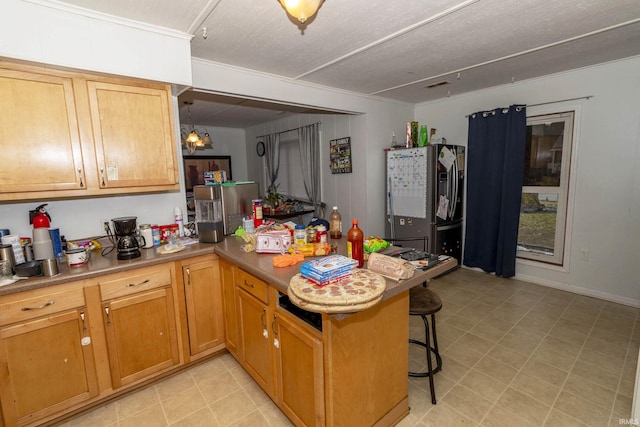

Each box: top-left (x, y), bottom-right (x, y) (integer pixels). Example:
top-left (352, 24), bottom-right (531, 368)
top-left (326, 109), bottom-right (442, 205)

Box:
top-left (86, 81), bottom-right (178, 190)
top-left (0, 68), bottom-right (86, 195)
top-left (0, 62), bottom-right (179, 201)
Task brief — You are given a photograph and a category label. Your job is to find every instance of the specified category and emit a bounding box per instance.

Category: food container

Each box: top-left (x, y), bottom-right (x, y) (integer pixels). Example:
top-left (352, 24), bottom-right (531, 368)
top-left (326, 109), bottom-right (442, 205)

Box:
top-left (151, 225), bottom-right (161, 246)
top-left (14, 260), bottom-right (43, 277)
top-left (65, 248), bottom-right (90, 267)
top-left (159, 224), bottom-right (179, 244)
top-left (316, 225), bottom-right (327, 243)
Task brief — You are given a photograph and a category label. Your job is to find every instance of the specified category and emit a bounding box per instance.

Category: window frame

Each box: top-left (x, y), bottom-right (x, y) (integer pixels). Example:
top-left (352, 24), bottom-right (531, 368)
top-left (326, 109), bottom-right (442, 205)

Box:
top-left (517, 111), bottom-right (575, 266)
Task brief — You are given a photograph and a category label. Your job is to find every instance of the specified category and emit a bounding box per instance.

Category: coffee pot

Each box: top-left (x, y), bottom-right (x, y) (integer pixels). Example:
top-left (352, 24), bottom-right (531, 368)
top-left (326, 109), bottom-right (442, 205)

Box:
top-left (112, 216), bottom-right (143, 260)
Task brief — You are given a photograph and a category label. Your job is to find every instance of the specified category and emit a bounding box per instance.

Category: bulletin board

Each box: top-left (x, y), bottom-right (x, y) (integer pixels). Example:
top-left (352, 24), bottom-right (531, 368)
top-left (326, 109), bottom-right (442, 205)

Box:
top-left (330, 137), bottom-right (352, 174)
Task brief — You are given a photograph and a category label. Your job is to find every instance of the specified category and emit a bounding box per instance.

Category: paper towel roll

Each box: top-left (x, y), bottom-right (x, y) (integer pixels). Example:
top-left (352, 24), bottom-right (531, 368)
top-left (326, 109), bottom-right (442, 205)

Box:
top-left (1, 234), bottom-right (25, 264)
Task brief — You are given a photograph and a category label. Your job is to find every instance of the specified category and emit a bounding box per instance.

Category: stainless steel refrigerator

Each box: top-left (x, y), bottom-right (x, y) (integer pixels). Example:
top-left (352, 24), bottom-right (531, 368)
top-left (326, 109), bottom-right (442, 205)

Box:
top-left (385, 145), bottom-right (465, 262)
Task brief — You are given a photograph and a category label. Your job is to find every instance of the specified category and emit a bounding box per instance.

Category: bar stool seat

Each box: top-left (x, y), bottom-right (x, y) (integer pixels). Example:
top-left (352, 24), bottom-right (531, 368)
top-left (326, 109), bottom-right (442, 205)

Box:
top-left (409, 285), bottom-right (442, 404)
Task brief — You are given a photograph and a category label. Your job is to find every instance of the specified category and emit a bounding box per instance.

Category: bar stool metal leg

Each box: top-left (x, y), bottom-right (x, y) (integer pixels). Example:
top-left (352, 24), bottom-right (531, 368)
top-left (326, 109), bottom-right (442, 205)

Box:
top-left (409, 313), bottom-right (442, 404)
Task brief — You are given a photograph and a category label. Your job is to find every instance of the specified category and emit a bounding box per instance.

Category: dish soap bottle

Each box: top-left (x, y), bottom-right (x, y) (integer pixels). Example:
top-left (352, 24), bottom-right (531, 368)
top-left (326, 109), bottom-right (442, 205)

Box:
top-left (329, 206), bottom-right (342, 239)
top-left (347, 219), bottom-right (364, 268)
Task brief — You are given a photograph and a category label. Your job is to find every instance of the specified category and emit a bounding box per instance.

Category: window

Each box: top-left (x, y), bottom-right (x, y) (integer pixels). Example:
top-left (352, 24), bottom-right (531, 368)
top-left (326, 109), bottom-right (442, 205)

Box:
top-left (517, 111), bottom-right (574, 265)
top-left (266, 137), bottom-right (315, 201)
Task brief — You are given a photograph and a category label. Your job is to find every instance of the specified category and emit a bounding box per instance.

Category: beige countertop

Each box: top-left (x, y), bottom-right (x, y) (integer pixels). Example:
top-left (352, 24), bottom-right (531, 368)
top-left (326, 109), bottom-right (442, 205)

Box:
top-left (0, 239), bottom-right (217, 296)
top-left (0, 235), bottom-right (457, 306)
top-left (213, 236), bottom-right (458, 303)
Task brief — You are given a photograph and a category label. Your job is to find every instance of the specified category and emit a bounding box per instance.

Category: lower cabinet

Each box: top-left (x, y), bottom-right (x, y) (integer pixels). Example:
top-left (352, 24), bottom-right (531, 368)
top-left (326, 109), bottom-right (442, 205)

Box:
top-left (273, 306), bottom-right (324, 427)
top-left (231, 266), bottom-right (325, 426)
top-left (220, 259), bottom-right (239, 357)
top-left (0, 256), bottom-right (227, 427)
top-left (0, 283), bottom-right (99, 427)
top-left (179, 255), bottom-right (225, 359)
top-left (97, 263), bottom-right (181, 389)
top-left (236, 269), bottom-right (274, 397)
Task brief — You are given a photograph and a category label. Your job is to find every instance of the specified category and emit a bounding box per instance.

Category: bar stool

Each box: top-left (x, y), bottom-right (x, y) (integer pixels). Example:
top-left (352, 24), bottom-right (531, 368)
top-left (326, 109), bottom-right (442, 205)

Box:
top-left (409, 285), bottom-right (442, 404)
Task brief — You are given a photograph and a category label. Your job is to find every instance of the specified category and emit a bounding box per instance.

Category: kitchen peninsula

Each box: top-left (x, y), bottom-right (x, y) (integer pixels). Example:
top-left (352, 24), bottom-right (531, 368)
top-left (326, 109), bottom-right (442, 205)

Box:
top-left (0, 237), bottom-right (455, 427)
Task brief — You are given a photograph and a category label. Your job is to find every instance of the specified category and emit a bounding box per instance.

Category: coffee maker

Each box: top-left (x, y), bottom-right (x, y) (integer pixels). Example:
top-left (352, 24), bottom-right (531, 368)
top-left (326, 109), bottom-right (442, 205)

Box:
top-left (194, 185), bottom-right (224, 243)
top-left (112, 216), bottom-right (141, 260)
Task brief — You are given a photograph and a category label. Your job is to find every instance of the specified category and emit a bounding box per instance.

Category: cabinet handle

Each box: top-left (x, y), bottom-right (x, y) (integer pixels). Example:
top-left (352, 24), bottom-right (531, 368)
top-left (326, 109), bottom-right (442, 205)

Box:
top-left (126, 279), bottom-right (150, 287)
top-left (260, 308), bottom-right (267, 328)
top-left (244, 279), bottom-right (255, 288)
top-left (78, 169), bottom-right (84, 188)
top-left (80, 310), bottom-right (87, 333)
top-left (186, 267), bottom-right (191, 286)
top-left (100, 168), bottom-right (106, 187)
top-left (104, 305), bottom-right (111, 326)
top-left (271, 313), bottom-right (278, 337)
top-left (21, 300), bottom-right (54, 311)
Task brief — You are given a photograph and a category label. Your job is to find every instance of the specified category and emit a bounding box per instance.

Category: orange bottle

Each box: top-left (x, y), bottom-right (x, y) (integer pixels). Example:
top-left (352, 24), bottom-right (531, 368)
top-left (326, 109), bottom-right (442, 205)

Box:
top-left (347, 219), bottom-right (364, 268)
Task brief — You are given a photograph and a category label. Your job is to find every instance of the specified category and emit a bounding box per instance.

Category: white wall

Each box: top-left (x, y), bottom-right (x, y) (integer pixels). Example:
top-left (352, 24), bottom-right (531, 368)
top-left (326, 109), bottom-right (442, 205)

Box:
top-left (0, 0), bottom-right (192, 85)
top-left (414, 56), bottom-right (640, 306)
top-left (191, 58), bottom-right (414, 235)
top-left (182, 126), bottom-right (249, 181)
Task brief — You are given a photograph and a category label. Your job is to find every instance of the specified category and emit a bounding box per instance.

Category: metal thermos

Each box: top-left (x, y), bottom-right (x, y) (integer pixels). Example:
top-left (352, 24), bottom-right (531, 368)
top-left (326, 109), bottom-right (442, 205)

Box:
top-left (0, 244), bottom-right (15, 270)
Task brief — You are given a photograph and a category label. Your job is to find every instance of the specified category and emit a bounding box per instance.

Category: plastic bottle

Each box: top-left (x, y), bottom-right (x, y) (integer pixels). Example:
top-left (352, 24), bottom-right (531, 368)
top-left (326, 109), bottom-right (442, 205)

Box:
top-left (419, 125), bottom-right (428, 147)
top-left (174, 207), bottom-right (184, 237)
top-left (329, 206), bottom-right (342, 239)
top-left (294, 224), bottom-right (306, 246)
top-left (347, 219), bottom-right (364, 268)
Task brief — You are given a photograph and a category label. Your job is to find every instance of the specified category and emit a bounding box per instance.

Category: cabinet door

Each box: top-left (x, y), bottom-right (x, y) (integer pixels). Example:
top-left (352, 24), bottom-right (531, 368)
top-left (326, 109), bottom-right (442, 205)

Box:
top-left (274, 310), bottom-right (325, 427)
top-left (0, 68), bottom-right (85, 197)
top-left (237, 288), bottom-right (273, 397)
top-left (103, 287), bottom-right (180, 388)
top-left (183, 257), bottom-right (224, 356)
top-left (0, 309), bottom-right (98, 425)
top-left (86, 80), bottom-right (178, 190)
top-left (220, 260), bottom-right (239, 356)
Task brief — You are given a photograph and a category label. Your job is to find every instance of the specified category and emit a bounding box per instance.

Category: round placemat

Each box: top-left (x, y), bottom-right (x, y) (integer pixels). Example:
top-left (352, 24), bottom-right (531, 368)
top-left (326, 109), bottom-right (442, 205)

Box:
top-left (288, 288), bottom-right (383, 314)
top-left (288, 268), bottom-right (386, 311)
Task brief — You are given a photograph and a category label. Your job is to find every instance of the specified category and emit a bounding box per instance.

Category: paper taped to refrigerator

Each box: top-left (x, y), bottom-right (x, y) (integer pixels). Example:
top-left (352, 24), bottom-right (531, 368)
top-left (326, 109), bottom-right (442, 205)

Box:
top-left (386, 148), bottom-right (427, 218)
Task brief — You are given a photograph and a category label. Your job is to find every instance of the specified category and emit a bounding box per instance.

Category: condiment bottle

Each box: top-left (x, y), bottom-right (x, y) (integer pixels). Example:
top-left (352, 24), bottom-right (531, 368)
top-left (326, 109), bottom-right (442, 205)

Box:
top-left (316, 225), bottom-right (327, 243)
top-left (294, 224), bottom-right (306, 246)
top-left (174, 207), bottom-right (184, 237)
top-left (329, 206), bottom-right (342, 239)
top-left (347, 219), bottom-right (364, 268)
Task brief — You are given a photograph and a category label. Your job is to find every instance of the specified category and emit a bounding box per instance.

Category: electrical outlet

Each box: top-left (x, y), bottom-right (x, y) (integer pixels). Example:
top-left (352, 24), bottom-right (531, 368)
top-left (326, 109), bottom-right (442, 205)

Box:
top-left (100, 218), bottom-right (109, 234)
top-left (579, 249), bottom-right (589, 261)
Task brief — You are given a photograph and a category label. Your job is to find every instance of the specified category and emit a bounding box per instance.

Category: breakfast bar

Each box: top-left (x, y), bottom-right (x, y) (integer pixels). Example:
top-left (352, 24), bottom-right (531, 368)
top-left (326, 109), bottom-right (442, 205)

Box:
top-left (214, 237), bottom-right (457, 426)
top-left (0, 236), bottom-right (455, 427)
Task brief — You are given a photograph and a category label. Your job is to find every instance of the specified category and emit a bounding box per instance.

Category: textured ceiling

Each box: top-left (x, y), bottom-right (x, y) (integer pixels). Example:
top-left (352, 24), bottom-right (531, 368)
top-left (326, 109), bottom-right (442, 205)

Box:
top-left (53, 0), bottom-right (640, 127)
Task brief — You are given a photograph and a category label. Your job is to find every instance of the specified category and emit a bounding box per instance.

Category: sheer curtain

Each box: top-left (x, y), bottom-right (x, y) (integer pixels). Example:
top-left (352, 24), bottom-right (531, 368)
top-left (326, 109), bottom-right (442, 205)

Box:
top-left (264, 133), bottom-right (280, 194)
top-left (298, 123), bottom-right (321, 216)
top-left (463, 105), bottom-right (526, 278)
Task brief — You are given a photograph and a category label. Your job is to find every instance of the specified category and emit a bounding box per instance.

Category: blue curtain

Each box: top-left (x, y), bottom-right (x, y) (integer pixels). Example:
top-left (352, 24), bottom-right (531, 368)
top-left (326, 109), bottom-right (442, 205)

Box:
top-left (463, 105), bottom-right (526, 278)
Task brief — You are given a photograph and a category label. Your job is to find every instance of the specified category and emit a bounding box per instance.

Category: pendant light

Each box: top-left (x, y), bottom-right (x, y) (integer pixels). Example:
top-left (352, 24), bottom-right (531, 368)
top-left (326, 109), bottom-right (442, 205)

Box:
top-left (278, 0), bottom-right (324, 24)
top-left (181, 102), bottom-right (212, 154)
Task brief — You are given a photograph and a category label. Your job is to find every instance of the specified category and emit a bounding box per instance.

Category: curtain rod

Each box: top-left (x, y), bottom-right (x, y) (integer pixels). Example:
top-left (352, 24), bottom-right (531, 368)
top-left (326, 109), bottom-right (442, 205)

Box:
top-left (256, 121), bottom-right (321, 139)
top-left (527, 95), bottom-right (593, 108)
top-left (465, 95), bottom-right (593, 118)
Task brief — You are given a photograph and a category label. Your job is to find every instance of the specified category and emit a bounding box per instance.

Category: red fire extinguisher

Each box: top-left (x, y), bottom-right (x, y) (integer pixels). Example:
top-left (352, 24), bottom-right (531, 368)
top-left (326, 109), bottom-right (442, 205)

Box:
top-left (29, 204), bottom-right (51, 228)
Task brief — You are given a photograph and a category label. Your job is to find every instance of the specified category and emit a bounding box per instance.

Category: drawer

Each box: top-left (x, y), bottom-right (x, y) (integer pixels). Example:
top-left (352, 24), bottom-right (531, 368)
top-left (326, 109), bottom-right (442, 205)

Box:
top-left (0, 285), bottom-right (85, 326)
top-left (235, 268), bottom-right (268, 303)
top-left (99, 264), bottom-right (173, 301)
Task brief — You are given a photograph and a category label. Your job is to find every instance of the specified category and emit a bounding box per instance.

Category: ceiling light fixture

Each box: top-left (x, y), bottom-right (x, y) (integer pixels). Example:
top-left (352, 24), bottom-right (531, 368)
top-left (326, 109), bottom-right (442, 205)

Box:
top-left (278, 0), bottom-right (324, 24)
top-left (181, 102), bottom-right (212, 154)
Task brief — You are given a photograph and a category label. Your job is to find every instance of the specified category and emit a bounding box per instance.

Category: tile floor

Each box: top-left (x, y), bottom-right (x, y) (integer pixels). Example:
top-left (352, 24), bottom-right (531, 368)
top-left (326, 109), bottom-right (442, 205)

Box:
top-left (61, 268), bottom-right (639, 427)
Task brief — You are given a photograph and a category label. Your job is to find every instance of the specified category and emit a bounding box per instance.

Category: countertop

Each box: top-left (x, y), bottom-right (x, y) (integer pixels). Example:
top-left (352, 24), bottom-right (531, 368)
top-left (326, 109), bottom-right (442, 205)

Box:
top-left (0, 239), bottom-right (217, 296)
top-left (0, 236), bottom-right (457, 308)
